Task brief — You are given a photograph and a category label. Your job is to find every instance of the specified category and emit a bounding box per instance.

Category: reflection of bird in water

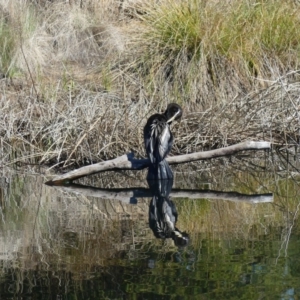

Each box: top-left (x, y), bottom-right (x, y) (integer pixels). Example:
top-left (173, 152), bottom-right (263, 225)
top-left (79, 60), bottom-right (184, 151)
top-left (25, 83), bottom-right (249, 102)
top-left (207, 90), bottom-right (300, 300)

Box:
top-left (147, 179), bottom-right (189, 247)
top-left (144, 103), bottom-right (182, 180)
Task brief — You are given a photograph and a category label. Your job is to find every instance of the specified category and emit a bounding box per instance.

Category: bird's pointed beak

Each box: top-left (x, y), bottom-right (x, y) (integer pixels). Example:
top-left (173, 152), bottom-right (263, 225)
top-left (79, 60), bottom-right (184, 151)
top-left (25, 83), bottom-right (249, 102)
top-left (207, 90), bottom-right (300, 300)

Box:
top-left (167, 110), bottom-right (180, 124)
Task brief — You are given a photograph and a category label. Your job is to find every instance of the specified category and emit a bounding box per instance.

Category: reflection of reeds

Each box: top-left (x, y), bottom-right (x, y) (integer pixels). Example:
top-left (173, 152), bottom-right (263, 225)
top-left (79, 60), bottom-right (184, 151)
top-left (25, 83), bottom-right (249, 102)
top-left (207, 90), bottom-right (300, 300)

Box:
top-left (0, 169), bottom-right (299, 298)
top-left (176, 198), bottom-right (272, 240)
top-left (174, 161), bottom-right (300, 256)
top-left (0, 162), bottom-right (298, 274)
top-left (1, 164), bottom-right (300, 296)
top-left (0, 171), bottom-right (153, 274)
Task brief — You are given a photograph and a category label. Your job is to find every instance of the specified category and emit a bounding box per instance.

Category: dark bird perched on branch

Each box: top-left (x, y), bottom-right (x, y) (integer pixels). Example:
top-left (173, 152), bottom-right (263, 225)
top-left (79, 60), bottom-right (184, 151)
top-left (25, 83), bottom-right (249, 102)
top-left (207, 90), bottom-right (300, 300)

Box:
top-left (144, 103), bottom-right (183, 180)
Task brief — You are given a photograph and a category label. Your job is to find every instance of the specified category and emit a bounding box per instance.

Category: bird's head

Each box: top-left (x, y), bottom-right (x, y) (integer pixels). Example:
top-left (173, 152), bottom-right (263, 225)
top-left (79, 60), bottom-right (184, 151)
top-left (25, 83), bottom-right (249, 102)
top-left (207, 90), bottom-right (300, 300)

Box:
top-left (165, 103), bottom-right (183, 124)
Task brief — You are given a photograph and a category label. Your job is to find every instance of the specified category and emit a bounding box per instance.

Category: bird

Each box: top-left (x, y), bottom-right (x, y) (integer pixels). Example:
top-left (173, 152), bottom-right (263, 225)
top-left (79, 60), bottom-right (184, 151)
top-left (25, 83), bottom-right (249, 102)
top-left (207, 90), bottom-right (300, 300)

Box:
top-left (144, 103), bottom-right (182, 180)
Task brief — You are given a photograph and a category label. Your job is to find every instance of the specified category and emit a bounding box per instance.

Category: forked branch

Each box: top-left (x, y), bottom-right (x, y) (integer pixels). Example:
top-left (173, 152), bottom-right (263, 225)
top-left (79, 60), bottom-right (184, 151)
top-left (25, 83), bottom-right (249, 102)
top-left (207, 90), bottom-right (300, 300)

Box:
top-left (46, 141), bottom-right (271, 184)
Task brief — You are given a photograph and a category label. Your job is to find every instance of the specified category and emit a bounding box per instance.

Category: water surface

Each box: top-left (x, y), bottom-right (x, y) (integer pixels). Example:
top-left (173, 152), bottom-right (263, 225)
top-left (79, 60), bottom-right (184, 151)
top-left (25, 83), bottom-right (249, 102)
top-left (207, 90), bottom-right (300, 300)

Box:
top-left (0, 152), bottom-right (300, 299)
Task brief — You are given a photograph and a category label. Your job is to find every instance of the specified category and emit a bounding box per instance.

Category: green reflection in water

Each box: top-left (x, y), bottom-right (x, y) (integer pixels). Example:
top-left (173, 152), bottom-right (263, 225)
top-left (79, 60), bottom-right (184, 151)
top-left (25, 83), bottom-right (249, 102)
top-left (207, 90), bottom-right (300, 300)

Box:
top-left (0, 162), bottom-right (300, 299)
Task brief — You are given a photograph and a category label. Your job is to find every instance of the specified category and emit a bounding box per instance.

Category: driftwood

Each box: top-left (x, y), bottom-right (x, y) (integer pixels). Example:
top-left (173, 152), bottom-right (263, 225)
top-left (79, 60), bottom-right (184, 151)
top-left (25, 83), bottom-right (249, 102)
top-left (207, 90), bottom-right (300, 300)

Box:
top-left (47, 183), bottom-right (273, 204)
top-left (46, 141), bottom-right (271, 184)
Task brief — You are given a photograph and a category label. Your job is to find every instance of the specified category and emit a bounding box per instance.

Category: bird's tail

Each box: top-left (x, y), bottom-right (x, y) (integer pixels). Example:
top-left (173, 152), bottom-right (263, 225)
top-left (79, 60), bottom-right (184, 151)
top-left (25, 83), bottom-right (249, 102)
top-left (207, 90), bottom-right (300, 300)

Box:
top-left (147, 159), bottom-right (173, 180)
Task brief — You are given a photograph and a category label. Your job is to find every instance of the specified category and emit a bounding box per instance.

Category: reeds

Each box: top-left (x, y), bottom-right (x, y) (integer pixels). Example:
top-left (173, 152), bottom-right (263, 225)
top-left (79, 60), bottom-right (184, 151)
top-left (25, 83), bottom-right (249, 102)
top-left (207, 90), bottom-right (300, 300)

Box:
top-left (0, 0), bottom-right (300, 168)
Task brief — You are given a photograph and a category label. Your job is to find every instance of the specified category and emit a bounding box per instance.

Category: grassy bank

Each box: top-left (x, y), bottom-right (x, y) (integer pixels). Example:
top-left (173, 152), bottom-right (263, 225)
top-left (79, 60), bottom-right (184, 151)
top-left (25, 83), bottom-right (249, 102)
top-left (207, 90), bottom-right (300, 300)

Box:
top-left (1, 0), bottom-right (300, 169)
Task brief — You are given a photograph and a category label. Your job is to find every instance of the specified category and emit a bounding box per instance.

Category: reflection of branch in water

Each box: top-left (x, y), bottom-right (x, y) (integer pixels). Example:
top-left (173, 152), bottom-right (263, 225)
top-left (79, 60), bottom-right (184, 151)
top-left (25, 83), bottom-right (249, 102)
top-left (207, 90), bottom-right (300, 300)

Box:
top-left (46, 183), bottom-right (273, 204)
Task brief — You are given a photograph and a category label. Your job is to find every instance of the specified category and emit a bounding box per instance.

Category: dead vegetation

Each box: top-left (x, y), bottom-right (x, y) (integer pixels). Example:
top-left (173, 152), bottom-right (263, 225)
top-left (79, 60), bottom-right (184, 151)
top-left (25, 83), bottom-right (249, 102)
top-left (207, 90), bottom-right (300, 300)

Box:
top-left (0, 0), bottom-right (300, 170)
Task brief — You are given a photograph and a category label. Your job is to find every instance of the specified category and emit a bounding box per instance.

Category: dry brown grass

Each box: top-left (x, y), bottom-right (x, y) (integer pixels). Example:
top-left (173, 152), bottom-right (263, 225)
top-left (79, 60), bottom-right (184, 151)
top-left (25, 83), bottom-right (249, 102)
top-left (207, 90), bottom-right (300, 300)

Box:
top-left (0, 0), bottom-right (300, 169)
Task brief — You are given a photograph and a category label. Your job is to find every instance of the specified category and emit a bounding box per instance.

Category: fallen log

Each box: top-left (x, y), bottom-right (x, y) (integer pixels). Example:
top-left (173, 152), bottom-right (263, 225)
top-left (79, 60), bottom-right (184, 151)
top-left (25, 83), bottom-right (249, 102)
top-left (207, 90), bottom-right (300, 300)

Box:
top-left (46, 140), bottom-right (271, 184)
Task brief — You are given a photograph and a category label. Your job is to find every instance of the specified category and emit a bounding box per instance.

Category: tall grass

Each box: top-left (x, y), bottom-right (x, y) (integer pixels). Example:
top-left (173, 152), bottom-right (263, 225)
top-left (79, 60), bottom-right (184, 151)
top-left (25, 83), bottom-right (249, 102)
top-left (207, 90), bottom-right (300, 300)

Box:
top-left (143, 0), bottom-right (300, 64)
top-left (0, 17), bottom-right (15, 77)
top-left (135, 0), bottom-right (300, 103)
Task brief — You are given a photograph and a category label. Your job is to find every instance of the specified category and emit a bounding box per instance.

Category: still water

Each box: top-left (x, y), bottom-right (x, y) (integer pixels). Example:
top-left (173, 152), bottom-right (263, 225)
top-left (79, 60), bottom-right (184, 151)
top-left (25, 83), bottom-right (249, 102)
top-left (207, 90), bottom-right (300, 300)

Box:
top-left (1, 152), bottom-right (300, 299)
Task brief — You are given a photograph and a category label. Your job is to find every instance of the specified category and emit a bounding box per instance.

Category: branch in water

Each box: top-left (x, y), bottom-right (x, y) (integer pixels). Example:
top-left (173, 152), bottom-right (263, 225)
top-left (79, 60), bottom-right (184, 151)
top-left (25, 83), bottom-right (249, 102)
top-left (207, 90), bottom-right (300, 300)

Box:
top-left (45, 141), bottom-right (271, 184)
